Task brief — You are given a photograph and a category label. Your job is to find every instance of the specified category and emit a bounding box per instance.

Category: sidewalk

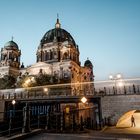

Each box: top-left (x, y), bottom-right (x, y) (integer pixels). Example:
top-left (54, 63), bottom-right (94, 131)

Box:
top-left (1, 126), bottom-right (140, 140)
top-left (104, 126), bottom-right (140, 134)
top-left (79, 126), bottom-right (140, 139)
top-left (0, 129), bottom-right (42, 140)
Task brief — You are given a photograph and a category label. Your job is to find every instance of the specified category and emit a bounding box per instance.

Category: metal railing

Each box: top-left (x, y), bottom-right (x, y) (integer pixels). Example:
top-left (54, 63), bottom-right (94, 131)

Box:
top-left (0, 79), bottom-right (140, 100)
top-left (0, 107), bottom-right (99, 137)
top-left (94, 84), bottom-right (140, 96)
top-left (94, 78), bottom-right (140, 96)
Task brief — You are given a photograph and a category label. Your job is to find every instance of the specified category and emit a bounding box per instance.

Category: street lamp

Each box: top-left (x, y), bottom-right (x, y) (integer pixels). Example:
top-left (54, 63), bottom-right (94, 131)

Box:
top-left (8, 99), bottom-right (16, 136)
top-left (81, 97), bottom-right (87, 104)
top-left (12, 100), bottom-right (16, 105)
top-left (12, 99), bottom-right (16, 113)
top-left (109, 73), bottom-right (122, 94)
top-left (109, 73), bottom-right (122, 80)
top-left (44, 88), bottom-right (49, 96)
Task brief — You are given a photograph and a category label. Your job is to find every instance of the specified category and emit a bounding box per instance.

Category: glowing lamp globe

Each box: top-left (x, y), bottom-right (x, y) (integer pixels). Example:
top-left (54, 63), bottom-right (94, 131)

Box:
top-left (12, 100), bottom-right (16, 105)
top-left (81, 97), bottom-right (87, 103)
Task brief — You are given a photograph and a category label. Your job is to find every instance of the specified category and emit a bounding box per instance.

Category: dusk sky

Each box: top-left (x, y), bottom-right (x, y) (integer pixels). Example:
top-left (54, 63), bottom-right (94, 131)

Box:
top-left (0, 0), bottom-right (140, 80)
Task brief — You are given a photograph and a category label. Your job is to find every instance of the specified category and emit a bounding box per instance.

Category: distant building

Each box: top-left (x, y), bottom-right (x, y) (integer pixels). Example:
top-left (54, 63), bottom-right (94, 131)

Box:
top-left (0, 18), bottom-right (94, 95)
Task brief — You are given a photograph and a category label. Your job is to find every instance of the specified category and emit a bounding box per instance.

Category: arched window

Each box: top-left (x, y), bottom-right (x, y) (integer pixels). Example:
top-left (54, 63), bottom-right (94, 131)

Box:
top-left (63, 52), bottom-right (68, 60)
top-left (53, 49), bottom-right (58, 59)
top-left (45, 51), bottom-right (48, 61)
top-left (9, 53), bottom-right (12, 59)
top-left (50, 50), bottom-right (53, 60)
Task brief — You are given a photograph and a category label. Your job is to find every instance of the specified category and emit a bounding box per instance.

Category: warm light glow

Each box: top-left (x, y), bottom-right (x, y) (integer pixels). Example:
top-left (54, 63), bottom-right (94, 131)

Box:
top-left (61, 46), bottom-right (69, 54)
top-left (44, 88), bottom-right (48, 92)
top-left (118, 81), bottom-right (124, 87)
top-left (66, 107), bottom-right (70, 114)
top-left (109, 75), bottom-right (113, 80)
top-left (31, 77), bottom-right (35, 81)
top-left (81, 97), bottom-right (87, 103)
top-left (109, 74), bottom-right (122, 80)
top-left (116, 110), bottom-right (140, 128)
top-left (16, 77), bottom-right (140, 94)
top-left (12, 100), bottom-right (16, 105)
top-left (23, 76), bottom-right (36, 88)
top-left (55, 23), bottom-right (60, 28)
top-left (117, 74), bottom-right (122, 79)
top-left (25, 79), bottom-right (30, 84)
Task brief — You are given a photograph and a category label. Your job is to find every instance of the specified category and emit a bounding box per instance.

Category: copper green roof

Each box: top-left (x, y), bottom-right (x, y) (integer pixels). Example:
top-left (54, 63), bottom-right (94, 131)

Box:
top-left (84, 59), bottom-right (93, 68)
top-left (41, 28), bottom-right (76, 47)
top-left (4, 40), bottom-right (18, 49)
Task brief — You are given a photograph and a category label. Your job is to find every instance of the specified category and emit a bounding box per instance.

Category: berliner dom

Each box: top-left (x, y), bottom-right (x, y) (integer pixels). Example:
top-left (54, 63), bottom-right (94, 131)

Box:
top-left (0, 18), bottom-right (94, 95)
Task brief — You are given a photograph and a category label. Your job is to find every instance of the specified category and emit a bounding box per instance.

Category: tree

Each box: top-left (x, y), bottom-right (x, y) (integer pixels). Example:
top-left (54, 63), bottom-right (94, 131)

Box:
top-left (0, 75), bottom-right (16, 89)
top-left (16, 75), bottom-right (37, 88)
top-left (16, 73), bottom-right (53, 88)
top-left (35, 73), bottom-right (52, 86)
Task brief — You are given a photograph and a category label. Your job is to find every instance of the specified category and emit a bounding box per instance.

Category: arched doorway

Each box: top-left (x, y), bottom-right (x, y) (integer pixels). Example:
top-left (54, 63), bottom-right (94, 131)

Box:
top-left (116, 110), bottom-right (140, 128)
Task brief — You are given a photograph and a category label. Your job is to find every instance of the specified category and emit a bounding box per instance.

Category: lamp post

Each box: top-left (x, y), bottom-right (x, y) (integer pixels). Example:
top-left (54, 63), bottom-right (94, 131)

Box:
top-left (9, 100), bottom-right (16, 136)
top-left (80, 97), bottom-right (88, 130)
top-left (12, 99), bottom-right (16, 117)
top-left (22, 103), bottom-right (30, 133)
top-left (109, 74), bottom-right (122, 94)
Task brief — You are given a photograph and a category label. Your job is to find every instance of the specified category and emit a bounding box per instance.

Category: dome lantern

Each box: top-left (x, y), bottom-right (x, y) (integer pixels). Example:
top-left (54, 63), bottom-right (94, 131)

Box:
top-left (55, 14), bottom-right (61, 29)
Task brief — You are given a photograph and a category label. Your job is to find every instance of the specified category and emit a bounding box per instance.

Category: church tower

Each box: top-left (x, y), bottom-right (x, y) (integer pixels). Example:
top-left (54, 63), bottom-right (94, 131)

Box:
top-left (0, 39), bottom-right (21, 77)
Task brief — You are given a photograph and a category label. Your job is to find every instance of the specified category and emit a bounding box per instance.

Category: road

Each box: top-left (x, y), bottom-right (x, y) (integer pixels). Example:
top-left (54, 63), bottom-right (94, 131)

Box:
top-left (25, 133), bottom-right (119, 140)
top-left (1, 126), bottom-right (139, 140)
top-left (25, 131), bottom-right (140, 140)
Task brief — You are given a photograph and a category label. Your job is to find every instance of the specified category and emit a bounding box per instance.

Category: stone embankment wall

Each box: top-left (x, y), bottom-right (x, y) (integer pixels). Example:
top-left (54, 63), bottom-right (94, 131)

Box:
top-left (101, 94), bottom-right (140, 125)
top-left (0, 101), bottom-right (5, 122)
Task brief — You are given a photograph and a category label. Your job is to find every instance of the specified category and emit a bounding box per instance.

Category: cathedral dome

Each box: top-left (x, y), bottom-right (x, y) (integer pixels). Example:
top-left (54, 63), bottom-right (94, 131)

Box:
top-left (41, 28), bottom-right (76, 47)
top-left (40, 17), bottom-right (76, 48)
top-left (4, 40), bottom-right (19, 49)
top-left (84, 59), bottom-right (93, 68)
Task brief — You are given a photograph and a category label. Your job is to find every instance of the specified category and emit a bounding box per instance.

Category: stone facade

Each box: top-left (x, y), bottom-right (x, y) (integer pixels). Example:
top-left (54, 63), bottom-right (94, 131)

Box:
top-left (101, 94), bottom-right (140, 125)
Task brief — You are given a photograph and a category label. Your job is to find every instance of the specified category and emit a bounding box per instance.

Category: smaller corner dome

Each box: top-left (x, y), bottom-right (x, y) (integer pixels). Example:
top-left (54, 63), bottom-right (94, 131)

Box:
top-left (4, 40), bottom-right (19, 49)
top-left (84, 59), bottom-right (93, 68)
